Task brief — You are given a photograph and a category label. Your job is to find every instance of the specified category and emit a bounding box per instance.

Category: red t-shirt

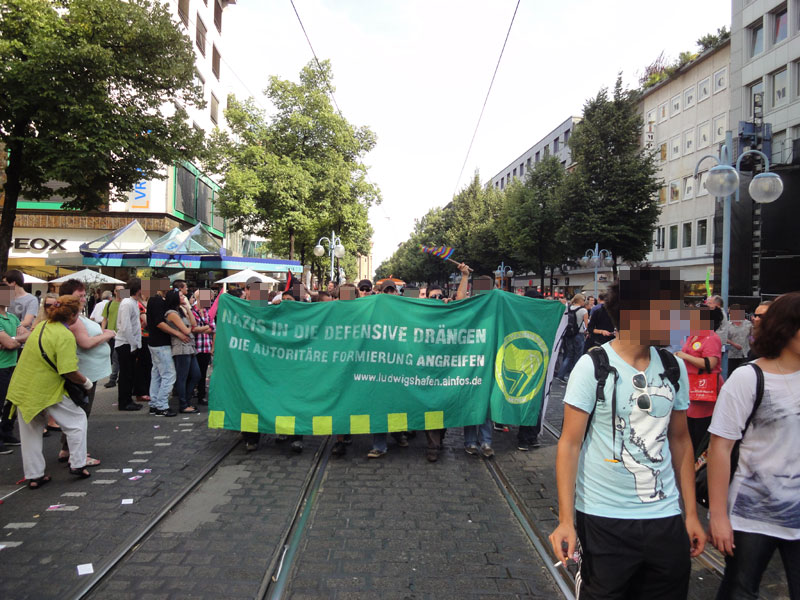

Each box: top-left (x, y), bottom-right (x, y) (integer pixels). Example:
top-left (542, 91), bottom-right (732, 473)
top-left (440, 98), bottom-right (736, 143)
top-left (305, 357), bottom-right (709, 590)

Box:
top-left (682, 331), bottom-right (722, 418)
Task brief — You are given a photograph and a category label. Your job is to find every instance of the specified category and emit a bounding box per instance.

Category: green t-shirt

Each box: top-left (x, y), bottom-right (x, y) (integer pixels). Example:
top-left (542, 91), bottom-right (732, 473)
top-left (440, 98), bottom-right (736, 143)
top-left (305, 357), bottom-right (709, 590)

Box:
top-left (7, 320), bottom-right (79, 422)
top-left (103, 300), bottom-right (121, 331)
top-left (0, 311), bottom-right (20, 369)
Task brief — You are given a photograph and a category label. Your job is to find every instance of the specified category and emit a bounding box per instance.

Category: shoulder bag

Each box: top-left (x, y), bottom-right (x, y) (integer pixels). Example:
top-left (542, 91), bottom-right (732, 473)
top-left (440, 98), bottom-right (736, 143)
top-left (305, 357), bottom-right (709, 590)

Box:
top-left (688, 339), bottom-right (720, 402)
top-left (38, 323), bottom-right (89, 407)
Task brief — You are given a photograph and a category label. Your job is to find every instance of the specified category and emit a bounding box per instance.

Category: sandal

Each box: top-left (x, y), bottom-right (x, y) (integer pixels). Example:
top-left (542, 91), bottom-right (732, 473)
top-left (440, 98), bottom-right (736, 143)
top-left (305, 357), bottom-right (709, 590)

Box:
top-left (28, 475), bottom-right (51, 489)
top-left (85, 456), bottom-right (101, 467)
top-left (58, 451), bottom-right (70, 463)
top-left (69, 467), bottom-right (91, 479)
top-left (179, 407), bottom-right (198, 414)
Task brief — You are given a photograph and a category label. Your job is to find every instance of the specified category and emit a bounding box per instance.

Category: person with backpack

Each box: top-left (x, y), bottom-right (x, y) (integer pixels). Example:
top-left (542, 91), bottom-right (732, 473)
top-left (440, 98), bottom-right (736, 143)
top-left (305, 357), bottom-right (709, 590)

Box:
top-left (549, 268), bottom-right (705, 599)
top-left (707, 291), bottom-right (800, 600)
top-left (555, 293), bottom-right (588, 383)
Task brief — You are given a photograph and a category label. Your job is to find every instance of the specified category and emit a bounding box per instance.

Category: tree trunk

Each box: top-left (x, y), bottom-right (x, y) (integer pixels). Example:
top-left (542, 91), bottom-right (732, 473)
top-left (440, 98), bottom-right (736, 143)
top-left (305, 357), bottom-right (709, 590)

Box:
top-left (611, 256), bottom-right (618, 280)
top-left (539, 260), bottom-right (545, 296)
top-left (289, 229), bottom-right (295, 261)
top-left (0, 138), bottom-right (24, 275)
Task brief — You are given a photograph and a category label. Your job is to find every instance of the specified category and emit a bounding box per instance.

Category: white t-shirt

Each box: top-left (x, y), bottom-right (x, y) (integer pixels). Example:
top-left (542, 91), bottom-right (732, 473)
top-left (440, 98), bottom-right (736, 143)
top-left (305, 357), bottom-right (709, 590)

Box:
top-left (90, 299), bottom-right (109, 324)
top-left (576, 307), bottom-right (588, 333)
top-left (708, 363), bottom-right (800, 540)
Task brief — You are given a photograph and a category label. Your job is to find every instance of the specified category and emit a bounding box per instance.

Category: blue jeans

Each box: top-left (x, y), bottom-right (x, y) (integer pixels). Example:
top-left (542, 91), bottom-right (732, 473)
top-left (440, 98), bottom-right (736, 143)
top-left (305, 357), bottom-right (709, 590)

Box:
top-left (149, 345), bottom-right (176, 410)
top-left (464, 417), bottom-right (492, 447)
top-left (557, 332), bottom-right (585, 380)
top-left (173, 354), bottom-right (200, 411)
top-left (716, 530), bottom-right (800, 599)
top-left (371, 433), bottom-right (387, 452)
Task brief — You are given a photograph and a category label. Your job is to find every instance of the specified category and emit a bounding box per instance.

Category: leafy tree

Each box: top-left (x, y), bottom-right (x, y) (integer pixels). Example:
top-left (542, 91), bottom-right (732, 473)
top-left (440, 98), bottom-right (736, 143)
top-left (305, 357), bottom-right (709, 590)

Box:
top-left (560, 76), bottom-right (661, 277)
top-left (697, 26), bottom-right (730, 52)
top-left (0, 0), bottom-right (206, 272)
top-left (211, 60), bottom-right (379, 280)
top-left (500, 156), bottom-right (566, 292)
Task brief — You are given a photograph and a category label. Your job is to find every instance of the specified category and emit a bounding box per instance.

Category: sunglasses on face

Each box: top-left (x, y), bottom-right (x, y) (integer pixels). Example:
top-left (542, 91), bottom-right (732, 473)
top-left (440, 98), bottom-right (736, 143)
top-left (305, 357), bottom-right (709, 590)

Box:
top-left (359, 287), bottom-right (371, 292)
top-left (45, 302), bottom-right (57, 309)
top-left (752, 314), bottom-right (763, 320)
top-left (429, 294), bottom-right (443, 299)
top-left (632, 372), bottom-right (651, 412)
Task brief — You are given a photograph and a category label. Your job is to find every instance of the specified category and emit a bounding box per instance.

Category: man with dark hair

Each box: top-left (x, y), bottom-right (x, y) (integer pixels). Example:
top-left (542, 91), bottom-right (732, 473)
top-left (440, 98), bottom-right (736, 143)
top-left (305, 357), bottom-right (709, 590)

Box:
top-left (585, 292), bottom-right (615, 351)
top-left (146, 278), bottom-right (181, 417)
top-left (59, 279), bottom-right (85, 297)
top-left (550, 267), bottom-right (705, 599)
top-left (101, 284), bottom-right (125, 387)
top-left (115, 279), bottom-right (143, 411)
top-left (172, 279), bottom-right (188, 295)
top-left (356, 279), bottom-right (372, 297)
top-left (2, 270), bottom-right (39, 335)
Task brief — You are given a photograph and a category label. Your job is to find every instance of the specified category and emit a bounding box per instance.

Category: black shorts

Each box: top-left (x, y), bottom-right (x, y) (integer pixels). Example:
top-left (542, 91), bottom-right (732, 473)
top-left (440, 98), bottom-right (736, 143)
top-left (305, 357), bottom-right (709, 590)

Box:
top-left (575, 512), bottom-right (690, 600)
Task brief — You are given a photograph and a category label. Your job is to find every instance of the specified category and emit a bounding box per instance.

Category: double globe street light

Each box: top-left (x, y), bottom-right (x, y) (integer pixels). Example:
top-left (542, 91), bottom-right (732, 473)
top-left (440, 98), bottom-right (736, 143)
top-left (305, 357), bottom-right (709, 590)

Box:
top-left (578, 243), bottom-right (613, 299)
top-left (494, 262), bottom-right (513, 291)
top-left (694, 131), bottom-right (783, 312)
top-left (313, 230), bottom-right (346, 284)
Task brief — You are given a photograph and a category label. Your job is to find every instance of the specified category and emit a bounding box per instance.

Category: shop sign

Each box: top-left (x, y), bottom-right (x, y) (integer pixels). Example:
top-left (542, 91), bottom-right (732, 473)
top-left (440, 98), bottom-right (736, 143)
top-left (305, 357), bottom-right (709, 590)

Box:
top-left (13, 238), bottom-right (68, 251)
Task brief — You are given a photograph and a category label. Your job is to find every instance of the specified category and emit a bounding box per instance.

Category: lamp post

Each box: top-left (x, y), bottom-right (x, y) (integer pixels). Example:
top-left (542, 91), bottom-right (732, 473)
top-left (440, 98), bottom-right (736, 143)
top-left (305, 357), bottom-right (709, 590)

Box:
top-left (494, 262), bottom-right (514, 291)
top-left (693, 131), bottom-right (783, 312)
top-left (313, 231), bottom-right (346, 284)
top-left (578, 243), bottom-right (613, 298)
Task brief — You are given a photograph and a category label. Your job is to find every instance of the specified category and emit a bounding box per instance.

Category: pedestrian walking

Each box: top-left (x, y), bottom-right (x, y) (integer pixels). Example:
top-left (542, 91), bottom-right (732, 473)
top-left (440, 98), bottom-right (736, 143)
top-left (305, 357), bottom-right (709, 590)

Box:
top-left (133, 293), bottom-right (151, 402)
top-left (707, 291), bottom-right (800, 600)
top-left (550, 268), bottom-right (705, 599)
top-left (555, 294), bottom-right (588, 382)
top-left (101, 284), bottom-right (125, 388)
top-left (6, 295), bottom-right (94, 487)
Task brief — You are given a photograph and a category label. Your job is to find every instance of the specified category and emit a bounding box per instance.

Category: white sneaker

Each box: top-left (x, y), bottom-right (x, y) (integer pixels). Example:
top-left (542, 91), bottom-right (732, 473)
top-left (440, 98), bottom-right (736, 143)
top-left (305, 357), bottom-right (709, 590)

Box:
top-left (481, 443), bottom-right (494, 458)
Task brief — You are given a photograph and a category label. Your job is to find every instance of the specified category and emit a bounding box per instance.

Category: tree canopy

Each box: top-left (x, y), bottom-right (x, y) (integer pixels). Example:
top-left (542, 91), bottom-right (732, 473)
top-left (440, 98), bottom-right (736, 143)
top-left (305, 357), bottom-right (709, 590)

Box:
top-left (0, 0), bottom-right (206, 272)
top-left (210, 60), bottom-right (379, 280)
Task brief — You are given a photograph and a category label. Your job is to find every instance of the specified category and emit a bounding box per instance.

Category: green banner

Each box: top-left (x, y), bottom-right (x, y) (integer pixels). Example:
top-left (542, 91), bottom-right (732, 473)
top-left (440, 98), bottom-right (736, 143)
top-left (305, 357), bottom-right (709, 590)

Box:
top-left (208, 290), bottom-right (564, 436)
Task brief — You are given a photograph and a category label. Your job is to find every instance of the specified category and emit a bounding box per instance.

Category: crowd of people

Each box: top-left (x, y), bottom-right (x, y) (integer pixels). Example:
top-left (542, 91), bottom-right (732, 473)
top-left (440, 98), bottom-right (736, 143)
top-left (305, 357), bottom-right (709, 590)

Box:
top-left (0, 265), bottom-right (797, 600)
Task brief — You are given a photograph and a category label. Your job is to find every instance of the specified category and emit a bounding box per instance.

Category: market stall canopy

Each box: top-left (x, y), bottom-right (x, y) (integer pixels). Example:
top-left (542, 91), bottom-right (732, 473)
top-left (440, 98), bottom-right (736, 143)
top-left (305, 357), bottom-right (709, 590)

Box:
top-left (216, 269), bottom-right (279, 284)
top-left (22, 273), bottom-right (47, 284)
top-left (72, 220), bottom-right (303, 273)
top-left (50, 269), bottom-right (125, 285)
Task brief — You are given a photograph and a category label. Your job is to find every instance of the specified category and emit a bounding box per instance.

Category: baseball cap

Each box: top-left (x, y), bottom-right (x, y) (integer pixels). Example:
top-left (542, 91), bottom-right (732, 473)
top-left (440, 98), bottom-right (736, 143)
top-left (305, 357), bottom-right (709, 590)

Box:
top-left (245, 276), bottom-right (262, 289)
top-left (379, 281), bottom-right (397, 293)
top-left (357, 279), bottom-right (373, 291)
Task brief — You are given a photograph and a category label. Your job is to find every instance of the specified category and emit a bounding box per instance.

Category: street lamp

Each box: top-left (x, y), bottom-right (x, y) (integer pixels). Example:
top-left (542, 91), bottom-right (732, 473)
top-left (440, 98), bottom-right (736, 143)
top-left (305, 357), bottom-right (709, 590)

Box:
top-left (578, 243), bottom-right (613, 298)
top-left (494, 262), bottom-right (514, 291)
top-left (313, 230), bottom-right (346, 283)
top-left (693, 131), bottom-right (783, 313)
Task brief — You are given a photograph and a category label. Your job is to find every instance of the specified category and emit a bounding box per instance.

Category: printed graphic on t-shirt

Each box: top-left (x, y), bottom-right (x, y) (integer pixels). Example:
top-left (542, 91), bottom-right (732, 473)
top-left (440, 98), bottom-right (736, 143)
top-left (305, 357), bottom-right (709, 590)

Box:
top-left (619, 377), bottom-right (676, 503)
top-left (731, 388), bottom-right (800, 530)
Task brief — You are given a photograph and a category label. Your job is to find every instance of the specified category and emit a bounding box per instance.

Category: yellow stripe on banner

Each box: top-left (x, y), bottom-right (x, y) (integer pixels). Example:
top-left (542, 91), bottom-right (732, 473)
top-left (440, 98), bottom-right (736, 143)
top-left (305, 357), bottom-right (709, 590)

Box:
top-left (241, 413), bottom-right (259, 433)
top-left (387, 413), bottom-right (408, 432)
top-left (424, 411), bottom-right (444, 430)
top-left (275, 416), bottom-right (295, 435)
top-left (313, 416), bottom-right (332, 435)
top-left (350, 414), bottom-right (370, 434)
top-left (208, 410), bottom-right (225, 429)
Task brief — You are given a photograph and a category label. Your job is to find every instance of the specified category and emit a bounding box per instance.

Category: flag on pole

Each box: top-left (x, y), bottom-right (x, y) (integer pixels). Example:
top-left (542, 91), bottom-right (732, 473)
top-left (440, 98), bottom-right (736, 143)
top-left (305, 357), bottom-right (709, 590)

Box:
top-left (420, 244), bottom-right (455, 261)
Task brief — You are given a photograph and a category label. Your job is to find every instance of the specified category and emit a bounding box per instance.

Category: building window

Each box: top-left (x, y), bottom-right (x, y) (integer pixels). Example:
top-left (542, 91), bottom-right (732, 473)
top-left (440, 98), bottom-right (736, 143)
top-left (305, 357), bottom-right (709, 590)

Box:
top-left (554, 137), bottom-right (560, 153)
top-left (212, 45), bottom-right (221, 80)
top-left (713, 67), bottom-right (727, 93)
top-left (658, 186), bottom-right (667, 205)
top-left (697, 171), bottom-right (709, 196)
top-left (684, 85), bottom-right (696, 109)
top-left (513, 167), bottom-right (517, 178)
top-left (660, 142), bottom-right (667, 162)
top-left (506, 173), bottom-right (511, 184)
top-left (774, 8), bottom-right (788, 44)
top-left (534, 151), bottom-right (540, 163)
top-left (178, 0), bottom-right (189, 27)
top-left (214, 0), bottom-right (223, 33)
top-left (519, 163), bottom-right (524, 176)
top-left (670, 94), bottom-right (681, 117)
top-left (748, 80), bottom-right (764, 116)
top-left (698, 77), bottom-right (711, 102)
top-left (500, 178), bottom-right (504, 190)
top-left (543, 145), bottom-right (550, 157)
top-left (194, 70), bottom-right (205, 98)
top-left (682, 222), bottom-right (692, 248)
top-left (669, 136), bottom-right (681, 161)
top-left (656, 226), bottom-right (666, 250)
top-left (658, 101), bottom-right (668, 122)
top-left (210, 92), bottom-right (219, 124)
top-left (564, 129), bottom-right (570, 143)
top-left (697, 121), bottom-right (711, 149)
top-left (772, 68), bottom-right (788, 107)
top-left (683, 175), bottom-right (695, 199)
top-left (195, 16), bottom-right (207, 56)
top-left (669, 225), bottom-right (678, 250)
top-left (495, 182), bottom-right (499, 189)
top-left (697, 219), bottom-right (708, 246)
top-left (526, 157), bottom-right (531, 168)
top-left (750, 21), bottom-right (764, 57)
top-left (683, 128), bottom-right (695, 155)
top-left (713, 114), bottom-right (727, 144)
top-left (669, 180), bottom-right (680, 203)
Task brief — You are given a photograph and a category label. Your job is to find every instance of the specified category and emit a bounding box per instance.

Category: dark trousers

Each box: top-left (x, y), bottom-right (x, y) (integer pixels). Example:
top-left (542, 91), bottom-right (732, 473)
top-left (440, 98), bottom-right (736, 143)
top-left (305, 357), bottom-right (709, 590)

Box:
top-left (173, 354), bottom-right (200, 410)
top-left (133, 338), bottom-right (152, 397)
top-left (717, 530), bottom-right (800, 599)
top-left (0, 366), bottom-right (16, 438)
top-left (116, 344), bottom-right (136, 409)
top-left (576, 512), bottom-right (690, 600)
top-left (425, 429), bottom-right (444, 449)
top-left (62, 382), bottom-right (96, 451)
top-left (196, 352), bottom-right (211, 400)
top-left (688, 415), bottom-right (712, 455)
top-left (727, 357), bottom-right (747, 375)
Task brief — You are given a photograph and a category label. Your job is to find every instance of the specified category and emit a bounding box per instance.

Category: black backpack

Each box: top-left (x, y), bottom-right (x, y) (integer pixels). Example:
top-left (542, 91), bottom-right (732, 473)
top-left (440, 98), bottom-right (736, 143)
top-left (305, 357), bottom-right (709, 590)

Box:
top-left (694, 363), bottom-right (764, 508)
top-left (584, 345), bottom-right (681, 462)
top-left (564, 306), bottom-right (580, 337)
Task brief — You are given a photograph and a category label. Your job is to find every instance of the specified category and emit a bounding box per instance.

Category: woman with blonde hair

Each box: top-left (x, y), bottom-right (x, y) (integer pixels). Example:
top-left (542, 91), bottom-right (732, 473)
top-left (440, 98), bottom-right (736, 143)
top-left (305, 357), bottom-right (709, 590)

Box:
top-left (32, 292), bottom-right (59, 327)
top-left (6, 295), bottom-right (93, 488)
top-left (556, 293), bottom-right (589, 382)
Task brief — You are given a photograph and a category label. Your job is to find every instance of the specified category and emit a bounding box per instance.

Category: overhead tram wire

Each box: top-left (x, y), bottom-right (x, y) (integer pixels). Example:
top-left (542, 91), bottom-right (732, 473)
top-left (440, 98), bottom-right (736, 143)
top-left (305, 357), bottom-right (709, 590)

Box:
top-left (452, 0), bottom-right (521, 198)
top-left (288, 0), bottom-right (392, 223)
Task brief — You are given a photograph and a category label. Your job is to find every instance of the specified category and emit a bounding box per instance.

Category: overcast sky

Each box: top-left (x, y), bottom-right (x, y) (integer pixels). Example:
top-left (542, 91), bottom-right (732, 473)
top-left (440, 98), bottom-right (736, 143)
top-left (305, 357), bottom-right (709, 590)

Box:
top-left (224, 0), bottom-right (731, 273)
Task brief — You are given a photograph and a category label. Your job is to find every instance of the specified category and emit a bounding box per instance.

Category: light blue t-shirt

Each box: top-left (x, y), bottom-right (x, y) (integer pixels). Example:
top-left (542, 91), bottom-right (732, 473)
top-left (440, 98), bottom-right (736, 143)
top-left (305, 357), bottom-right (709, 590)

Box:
top-left (564, 343), bottom-right (690, 519)
top-left (75, 316), bottom-right (111, 383)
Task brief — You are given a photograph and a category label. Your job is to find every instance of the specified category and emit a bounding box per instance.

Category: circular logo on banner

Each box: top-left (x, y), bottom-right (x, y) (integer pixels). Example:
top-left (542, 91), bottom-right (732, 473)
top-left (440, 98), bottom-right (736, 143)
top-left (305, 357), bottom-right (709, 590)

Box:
top-left (495, 331), bottom-right (549, 404)
top-left (692, 341), bottom-right (702, 351)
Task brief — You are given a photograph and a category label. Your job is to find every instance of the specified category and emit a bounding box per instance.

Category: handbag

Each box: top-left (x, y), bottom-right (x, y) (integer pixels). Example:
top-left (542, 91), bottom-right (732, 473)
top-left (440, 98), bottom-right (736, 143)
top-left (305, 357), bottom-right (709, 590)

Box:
top-left (38, 323), bottom-right (89, 408)
top-left (688, 353), bottom-right (720, 403)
